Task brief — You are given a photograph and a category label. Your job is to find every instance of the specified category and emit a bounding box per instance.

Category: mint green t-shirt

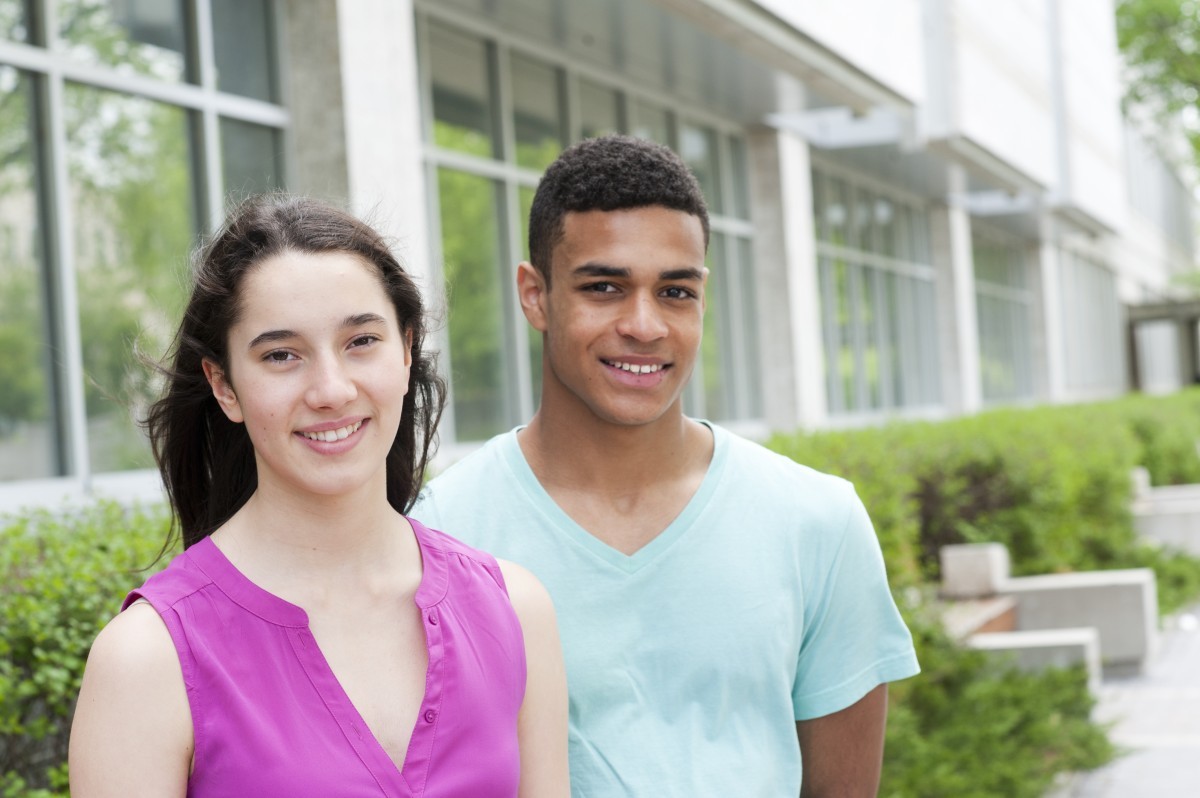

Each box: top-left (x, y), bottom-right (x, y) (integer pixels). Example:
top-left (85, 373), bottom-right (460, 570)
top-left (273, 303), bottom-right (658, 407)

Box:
top-left (413, 423), bottom-right (919, 797)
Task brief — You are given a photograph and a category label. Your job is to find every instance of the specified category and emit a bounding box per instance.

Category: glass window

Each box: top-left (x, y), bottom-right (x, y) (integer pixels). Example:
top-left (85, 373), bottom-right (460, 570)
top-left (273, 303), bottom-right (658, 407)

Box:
top-left (700, 232), bottom-right (730, 420)
top-left (579, 79), bottom-right (621, 140)
top-left (211, 0), bottom-right (276, 102)
top-left (437, 168), bottom-right (512, 440)
top-left (680, 122), bottom-right (723, 214)
top-left (735, 237), bottom-right (763, 417)
top-left (728, 136), bottom-right (750, 220)
top-left (221, 116), bottom-right (284, 200)
top-left (518, 183), bottom-right (542, 409)
top-left (429, 23), bottom-right (496, 158)
top-left (631, 99), bottom-right (672, 147)
top-left (510, 53), bottom-right (564, 172)
top-left (813, 167), bottom-right (940, 414)
top-left (1, 0), bottom-right (32, 42)
top-left (0, 67), bottom-right (57, 480)
top-left (65, 83), bottom-right (196, 473)
top-left (974, 233), bottom-right (1034, 403)
top-left (58, 0), bottom-right (190, 83)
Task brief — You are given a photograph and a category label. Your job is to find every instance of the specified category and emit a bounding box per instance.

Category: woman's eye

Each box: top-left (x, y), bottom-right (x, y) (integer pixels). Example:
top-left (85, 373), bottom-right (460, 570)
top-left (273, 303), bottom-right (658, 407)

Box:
top-left (263, 350), bottom-right (294, 363)
top-left (350, 335), bottom-right (379, 348)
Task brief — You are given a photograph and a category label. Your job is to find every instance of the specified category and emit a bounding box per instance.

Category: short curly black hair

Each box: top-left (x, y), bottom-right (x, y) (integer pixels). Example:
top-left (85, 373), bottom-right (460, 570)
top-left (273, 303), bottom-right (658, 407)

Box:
top-left (528, 135), bottom-right (710, 284)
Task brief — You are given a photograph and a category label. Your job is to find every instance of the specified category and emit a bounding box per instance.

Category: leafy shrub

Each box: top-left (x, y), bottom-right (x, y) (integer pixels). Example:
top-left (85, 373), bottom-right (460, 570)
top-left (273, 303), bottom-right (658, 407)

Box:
top-left (0, 502), bottom-right (172, 796)
top-left (1104, 389), bottom-right (1200, 487)
top-left (768, 394), bottom-right (1200, 610)
top-left (881, 605), bottom-right (1114, 798)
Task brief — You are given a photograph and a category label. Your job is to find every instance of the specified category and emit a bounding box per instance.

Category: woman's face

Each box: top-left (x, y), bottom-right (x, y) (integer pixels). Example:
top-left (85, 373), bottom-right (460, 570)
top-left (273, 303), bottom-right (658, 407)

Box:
top-left (203, 250), bottom-right (412, 503)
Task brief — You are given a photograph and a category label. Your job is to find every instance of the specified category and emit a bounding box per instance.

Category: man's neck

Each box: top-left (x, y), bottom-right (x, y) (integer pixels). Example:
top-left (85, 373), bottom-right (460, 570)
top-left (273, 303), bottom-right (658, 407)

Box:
top-left (516, 403), bottom-right (715, 555)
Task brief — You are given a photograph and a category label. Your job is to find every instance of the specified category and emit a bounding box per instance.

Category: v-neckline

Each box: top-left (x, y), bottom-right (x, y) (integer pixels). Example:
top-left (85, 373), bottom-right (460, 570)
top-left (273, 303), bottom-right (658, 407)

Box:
top-left (501, 420), bottom-right (727, 574)
top-left (188, 520), bottom-right (449, 796)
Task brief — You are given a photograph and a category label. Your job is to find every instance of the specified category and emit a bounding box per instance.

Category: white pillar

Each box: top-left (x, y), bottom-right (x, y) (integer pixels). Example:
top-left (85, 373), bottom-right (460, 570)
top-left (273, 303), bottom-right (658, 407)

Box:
top-left (335, 0), bottom-right (432, 284)
top-left (930, 165), bottom-right (982, 414)
top-left (1034, 215), bottom-right (1067, 403)
top-left (747, 127), bottom-right (827, 431)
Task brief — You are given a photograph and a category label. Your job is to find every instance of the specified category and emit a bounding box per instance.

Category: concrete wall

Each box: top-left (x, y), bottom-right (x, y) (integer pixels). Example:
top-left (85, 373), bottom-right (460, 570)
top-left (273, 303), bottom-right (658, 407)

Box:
top-left (753, 0), bottom-right (927, 104)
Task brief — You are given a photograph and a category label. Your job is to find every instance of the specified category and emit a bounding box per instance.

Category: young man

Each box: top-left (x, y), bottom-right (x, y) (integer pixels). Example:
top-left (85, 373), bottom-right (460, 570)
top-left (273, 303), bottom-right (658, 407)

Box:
top-left (414, 135), bottom-right (919, 796)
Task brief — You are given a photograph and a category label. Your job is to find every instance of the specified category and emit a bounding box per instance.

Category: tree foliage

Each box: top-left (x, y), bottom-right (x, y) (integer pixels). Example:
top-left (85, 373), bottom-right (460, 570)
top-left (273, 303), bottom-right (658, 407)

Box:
top-left (1117, 0), bottom-right (1200, 158)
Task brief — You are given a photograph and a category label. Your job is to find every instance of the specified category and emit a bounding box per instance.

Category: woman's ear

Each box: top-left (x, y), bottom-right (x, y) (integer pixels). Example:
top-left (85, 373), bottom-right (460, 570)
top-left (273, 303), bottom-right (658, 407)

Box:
top-left (202, 359), bottom-right (244, 423)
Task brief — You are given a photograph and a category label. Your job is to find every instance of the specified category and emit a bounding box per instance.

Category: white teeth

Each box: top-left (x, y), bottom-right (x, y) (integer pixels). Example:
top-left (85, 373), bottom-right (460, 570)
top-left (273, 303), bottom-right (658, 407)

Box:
top-left (301, 420), bottom-right (362, 442)
top-left (609, 361), bottom-right (663, 374)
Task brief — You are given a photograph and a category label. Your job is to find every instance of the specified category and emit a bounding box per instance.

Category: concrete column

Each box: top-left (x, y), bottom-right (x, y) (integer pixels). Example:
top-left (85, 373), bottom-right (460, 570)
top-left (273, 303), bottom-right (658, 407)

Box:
top-left (334, 0), bottom-right (432, 283)
top-left (930, 165), bottom-right (981, 414)
top-left (747, 126), bottom-right (826, 432)
top-left (279, 1), bottom-right (350, 202)
top-left (1034, 215), bottom-right (1068, 402)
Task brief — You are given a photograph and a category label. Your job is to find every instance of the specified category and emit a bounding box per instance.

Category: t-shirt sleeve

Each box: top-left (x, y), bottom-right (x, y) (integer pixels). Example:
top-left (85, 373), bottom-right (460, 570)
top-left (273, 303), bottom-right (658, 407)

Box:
top-left (791, 486), bottom-right (920, 721)
top-left (410, 484), bottom-right (443, 529)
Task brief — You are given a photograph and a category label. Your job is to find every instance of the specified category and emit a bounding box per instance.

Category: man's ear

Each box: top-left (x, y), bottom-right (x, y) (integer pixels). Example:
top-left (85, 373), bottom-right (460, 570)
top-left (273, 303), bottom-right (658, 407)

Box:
top-left (517, 261), bottom-right (549, 333)
top-left (201, 358), bottom-right (244, 423)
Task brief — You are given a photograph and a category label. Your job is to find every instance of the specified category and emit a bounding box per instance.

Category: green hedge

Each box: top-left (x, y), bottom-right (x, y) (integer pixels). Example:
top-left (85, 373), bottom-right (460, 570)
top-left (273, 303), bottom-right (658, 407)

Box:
top-left (767, 389), bottom-right (1200, 611)
top-left (0, 503), bottom-right (172, 796)
top-left (881, 604), bottom-right (1113, 797)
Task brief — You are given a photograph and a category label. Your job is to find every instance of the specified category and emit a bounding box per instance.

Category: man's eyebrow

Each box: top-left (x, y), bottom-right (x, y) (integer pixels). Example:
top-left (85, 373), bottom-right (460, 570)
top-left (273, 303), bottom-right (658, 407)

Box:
top-left (571, 264), bottom-right (705, 281)
top-left (246, 313), bottom-right (388, 350)
top-left (660, 268), bottom-right (705, 281)
top-left (572, 263), bottom-right (630, 279)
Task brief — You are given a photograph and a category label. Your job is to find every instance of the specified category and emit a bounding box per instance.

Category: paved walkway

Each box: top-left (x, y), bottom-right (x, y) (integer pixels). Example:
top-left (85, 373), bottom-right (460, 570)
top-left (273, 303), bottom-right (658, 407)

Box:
top-left (1051, 604), bottom-right (1200, 797)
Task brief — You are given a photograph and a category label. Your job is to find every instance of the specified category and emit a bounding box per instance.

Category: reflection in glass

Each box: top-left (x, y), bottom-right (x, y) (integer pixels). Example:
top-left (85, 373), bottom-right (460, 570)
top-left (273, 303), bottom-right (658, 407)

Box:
top-left (59, 0), bottom-right (190, 83)
top-left (579, 79), bottom-right (621, 140)
top-left (511, 53), bottom-right (563, 171)
top-left (437, 168), bottom-right (511, 441)
top-left (429, 23), bottom-right (496, 158)
top-left (0, 67), bottom-right (57, 480)
top-left (221, 116), bottom-right (283, 200)
top-left (680, 123), bottom-right (723, 214)
top-left (65, 84), bottom-right (195, 472)
top-left (1, 0), bottom-right (31, 42)
top-left (212, 0), bottom-right (275, 102)
top-left (631, 100), bottom-right (671, 147)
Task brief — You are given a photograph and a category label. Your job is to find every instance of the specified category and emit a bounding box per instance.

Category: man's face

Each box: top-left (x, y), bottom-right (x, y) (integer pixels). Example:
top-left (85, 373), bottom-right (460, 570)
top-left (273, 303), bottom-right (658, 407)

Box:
top-left (519, 206), bottom-right (708, 429)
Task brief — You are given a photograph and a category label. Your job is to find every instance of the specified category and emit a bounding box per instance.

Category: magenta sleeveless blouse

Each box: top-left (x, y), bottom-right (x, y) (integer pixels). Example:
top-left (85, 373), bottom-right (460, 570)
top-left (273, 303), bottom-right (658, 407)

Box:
top-left (123, 519), bottom-right (526, 797)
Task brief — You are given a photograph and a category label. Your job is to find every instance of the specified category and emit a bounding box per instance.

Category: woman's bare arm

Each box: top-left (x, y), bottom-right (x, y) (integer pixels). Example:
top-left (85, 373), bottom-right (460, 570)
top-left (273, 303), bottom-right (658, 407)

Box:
top-left (498, 560), bottom-right (570, 798)
top-left (69, 602), bottom-right (193, 798)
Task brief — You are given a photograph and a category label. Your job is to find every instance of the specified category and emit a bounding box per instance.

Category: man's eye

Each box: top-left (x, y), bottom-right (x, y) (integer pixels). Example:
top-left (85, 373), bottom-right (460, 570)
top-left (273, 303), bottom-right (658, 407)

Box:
top-left (584, 282), bottom-right (617, 293)
top-left (662, 286), bottom-right (695, 299)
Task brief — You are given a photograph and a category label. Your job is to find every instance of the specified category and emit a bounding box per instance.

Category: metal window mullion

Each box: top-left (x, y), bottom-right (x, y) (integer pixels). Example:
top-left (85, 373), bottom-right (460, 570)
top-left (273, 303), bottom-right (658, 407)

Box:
top-left (505, 180), bottom-right (534, 421)
top-left (873, 269), bottom-right (894, 410)
top-left (43, 64), bottom-right (91, 484)
top-left (492, 42), bottom-right (522, 427)
top-left (819, 258), bottom-right (843, 414)
top-left (424, 160), bottom-right (457, 442)
top-left (193, 0), bottom-right (223, 227)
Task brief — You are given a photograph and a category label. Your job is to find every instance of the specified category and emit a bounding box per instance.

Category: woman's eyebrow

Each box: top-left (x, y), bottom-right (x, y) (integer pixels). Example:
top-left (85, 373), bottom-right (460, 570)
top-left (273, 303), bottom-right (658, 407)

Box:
top-left (246, 314), bottom-right (388, 350)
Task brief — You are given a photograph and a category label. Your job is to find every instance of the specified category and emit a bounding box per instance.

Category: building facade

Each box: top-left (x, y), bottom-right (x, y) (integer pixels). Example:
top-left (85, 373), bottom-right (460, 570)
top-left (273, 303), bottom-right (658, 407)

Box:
top-left (0, 0), bottom-right (1194, 508)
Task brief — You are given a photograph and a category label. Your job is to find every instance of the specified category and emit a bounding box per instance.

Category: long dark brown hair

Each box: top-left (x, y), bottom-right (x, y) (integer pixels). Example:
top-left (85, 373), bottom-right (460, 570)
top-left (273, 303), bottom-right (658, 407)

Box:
top-left (144, 194), bottom-right (446, 548)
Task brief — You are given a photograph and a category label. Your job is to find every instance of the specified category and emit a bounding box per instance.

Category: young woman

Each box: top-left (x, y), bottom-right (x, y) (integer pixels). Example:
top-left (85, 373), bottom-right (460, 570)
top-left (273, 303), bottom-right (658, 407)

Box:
top-left (69, 195), bottom-right (569, 797)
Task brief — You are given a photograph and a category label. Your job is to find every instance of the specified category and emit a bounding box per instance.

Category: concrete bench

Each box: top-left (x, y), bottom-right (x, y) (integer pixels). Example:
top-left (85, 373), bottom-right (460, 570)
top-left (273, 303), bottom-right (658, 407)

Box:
top-left (968, 628), bottom-right (1101, 694)
top-left (999, 569), bottom-right (1158, 676)
top-left (1130, 469), bottom-right (1200, 556)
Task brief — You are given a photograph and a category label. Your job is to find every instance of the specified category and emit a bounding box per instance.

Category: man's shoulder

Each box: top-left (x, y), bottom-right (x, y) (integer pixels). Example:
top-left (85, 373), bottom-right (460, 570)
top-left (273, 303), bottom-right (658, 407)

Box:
top-left (714, 424), bottom-right (854, 499)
